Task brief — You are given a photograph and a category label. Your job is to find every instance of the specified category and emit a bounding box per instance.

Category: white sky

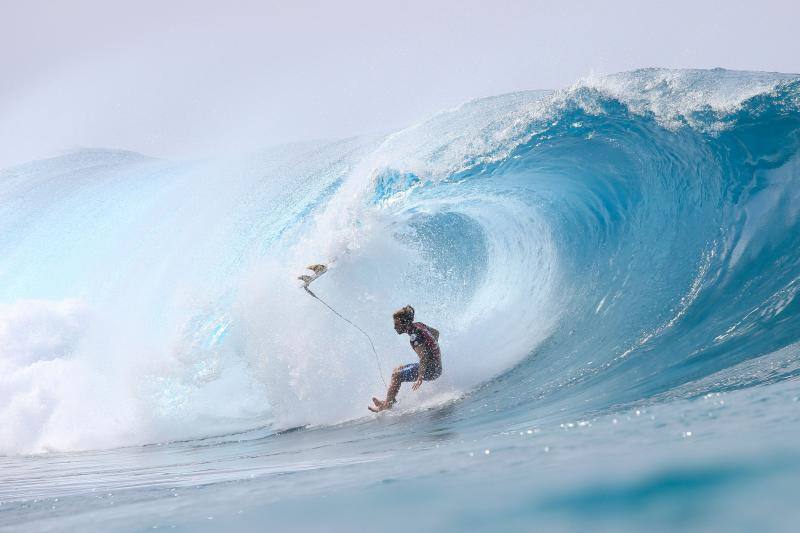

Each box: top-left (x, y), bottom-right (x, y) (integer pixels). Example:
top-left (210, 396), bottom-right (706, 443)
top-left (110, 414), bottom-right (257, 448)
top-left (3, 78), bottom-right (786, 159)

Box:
top-left (1, 0), bottom-right (798, 167)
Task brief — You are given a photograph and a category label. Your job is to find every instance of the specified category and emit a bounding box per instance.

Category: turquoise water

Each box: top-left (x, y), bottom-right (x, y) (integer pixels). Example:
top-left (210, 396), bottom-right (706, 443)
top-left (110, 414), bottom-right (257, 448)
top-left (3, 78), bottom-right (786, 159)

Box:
top-left (1, 69), bottom-right (800, 531)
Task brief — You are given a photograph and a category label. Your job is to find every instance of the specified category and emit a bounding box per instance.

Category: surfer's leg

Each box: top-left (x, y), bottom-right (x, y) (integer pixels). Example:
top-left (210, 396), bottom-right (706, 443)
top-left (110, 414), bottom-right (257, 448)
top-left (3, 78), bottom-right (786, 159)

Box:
top-left (385, 364), bottom-right (418, 405)
top-left (384, 367), bottom-right (404, 406)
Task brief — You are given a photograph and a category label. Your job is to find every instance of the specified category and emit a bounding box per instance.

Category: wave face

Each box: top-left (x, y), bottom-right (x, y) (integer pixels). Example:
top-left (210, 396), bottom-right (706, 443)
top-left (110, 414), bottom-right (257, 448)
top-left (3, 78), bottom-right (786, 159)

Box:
top-left (1, 69), bottom-right (800, 456)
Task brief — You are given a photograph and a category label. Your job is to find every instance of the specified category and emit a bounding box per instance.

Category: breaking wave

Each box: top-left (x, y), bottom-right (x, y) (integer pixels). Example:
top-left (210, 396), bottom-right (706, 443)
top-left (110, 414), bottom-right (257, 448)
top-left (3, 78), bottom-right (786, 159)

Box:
top-left (2, 68), bottom-right (799, 454)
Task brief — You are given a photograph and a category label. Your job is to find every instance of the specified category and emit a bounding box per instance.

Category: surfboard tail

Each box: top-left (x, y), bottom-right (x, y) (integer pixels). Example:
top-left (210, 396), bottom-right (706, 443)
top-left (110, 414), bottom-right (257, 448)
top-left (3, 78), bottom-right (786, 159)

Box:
top-left (298, 263), bottom-right (328, 287)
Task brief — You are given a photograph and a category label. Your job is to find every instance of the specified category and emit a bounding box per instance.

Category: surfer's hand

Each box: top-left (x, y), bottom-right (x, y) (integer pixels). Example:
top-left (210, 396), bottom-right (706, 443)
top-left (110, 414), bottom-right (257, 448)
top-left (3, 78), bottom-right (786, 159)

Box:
top-left (412, 377), bottom-right (423, 390)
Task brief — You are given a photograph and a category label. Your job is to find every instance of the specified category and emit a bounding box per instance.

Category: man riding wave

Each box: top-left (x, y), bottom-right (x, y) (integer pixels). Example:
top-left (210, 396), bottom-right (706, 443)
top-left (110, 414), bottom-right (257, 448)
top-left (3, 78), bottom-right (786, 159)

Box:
top-left (370, 305), bottom-right (442, 412)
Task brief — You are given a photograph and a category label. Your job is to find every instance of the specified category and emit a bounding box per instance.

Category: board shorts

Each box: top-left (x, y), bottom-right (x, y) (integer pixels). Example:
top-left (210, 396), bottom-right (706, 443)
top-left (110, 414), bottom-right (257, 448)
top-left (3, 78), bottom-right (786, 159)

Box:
top-left (397, 361), bottom-right (442, 382)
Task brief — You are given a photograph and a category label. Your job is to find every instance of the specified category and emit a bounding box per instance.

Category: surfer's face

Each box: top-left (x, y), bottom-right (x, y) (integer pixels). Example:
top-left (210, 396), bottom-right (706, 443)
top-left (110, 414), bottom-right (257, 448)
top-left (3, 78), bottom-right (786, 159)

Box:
top-left (393, 317), bottom-right (408, 334)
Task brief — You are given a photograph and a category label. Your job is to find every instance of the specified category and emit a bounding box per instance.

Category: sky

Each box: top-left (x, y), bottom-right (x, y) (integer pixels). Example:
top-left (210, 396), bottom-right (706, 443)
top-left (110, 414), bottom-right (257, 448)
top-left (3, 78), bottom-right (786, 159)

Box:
top-left (1, 0), bottom-right (798, 167)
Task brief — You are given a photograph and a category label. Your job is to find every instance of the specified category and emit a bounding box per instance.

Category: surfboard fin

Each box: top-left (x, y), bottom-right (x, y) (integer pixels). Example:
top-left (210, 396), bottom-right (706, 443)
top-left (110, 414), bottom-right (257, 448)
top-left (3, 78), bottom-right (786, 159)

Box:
top-left (298, 263), bottom-right (328, 288)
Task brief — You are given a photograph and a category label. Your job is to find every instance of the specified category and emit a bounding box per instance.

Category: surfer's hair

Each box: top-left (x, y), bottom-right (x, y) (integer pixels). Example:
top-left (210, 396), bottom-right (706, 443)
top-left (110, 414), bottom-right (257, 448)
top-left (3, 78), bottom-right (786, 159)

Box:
top-left (393, 305), bottom-right (415, 324)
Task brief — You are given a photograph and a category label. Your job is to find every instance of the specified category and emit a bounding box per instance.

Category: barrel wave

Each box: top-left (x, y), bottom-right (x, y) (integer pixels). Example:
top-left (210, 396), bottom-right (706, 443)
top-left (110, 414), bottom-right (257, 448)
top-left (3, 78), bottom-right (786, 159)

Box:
top-left (2, 68), bottom-right (800, 531)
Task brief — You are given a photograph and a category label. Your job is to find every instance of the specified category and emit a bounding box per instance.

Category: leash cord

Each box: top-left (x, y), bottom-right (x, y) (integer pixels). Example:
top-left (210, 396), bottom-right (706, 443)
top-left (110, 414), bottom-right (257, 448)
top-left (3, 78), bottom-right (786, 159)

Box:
top-left (304, 287), bottom-right (388, 388)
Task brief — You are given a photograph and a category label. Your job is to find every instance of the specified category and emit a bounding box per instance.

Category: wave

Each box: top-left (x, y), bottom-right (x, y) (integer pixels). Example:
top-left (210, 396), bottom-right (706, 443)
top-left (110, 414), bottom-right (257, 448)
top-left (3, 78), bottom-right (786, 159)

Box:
top-left (1, 68), bottom-right (799, 454)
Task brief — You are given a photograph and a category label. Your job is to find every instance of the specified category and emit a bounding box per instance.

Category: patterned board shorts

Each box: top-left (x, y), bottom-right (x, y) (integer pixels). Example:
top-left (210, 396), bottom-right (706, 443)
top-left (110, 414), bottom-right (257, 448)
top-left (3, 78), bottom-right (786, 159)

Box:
top-left (397, 362), bottom-right (442, 382)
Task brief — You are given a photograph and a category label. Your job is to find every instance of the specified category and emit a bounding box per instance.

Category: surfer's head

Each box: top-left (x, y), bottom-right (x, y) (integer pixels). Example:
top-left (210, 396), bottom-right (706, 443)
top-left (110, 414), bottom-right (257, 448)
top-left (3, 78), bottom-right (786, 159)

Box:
top-left (393, 305), bottom-right (415, 334)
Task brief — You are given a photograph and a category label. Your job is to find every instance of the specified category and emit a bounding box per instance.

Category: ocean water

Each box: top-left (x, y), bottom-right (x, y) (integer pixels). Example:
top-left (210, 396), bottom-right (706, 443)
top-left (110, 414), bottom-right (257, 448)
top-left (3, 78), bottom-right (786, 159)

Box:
top-left (1, 68), bottom-right (800, 531)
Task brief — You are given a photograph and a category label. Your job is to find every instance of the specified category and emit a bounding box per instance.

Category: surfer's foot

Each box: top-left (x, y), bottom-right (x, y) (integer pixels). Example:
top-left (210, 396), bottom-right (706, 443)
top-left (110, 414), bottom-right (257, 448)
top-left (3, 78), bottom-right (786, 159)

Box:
top-left (368, 397), bottom-right (391, 412)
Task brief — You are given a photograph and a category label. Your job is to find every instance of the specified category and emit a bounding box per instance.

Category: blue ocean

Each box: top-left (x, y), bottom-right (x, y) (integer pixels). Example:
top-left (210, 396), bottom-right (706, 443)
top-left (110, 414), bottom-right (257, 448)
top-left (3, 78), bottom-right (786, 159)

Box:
top-left (2, 68), bottom-right (799, 531)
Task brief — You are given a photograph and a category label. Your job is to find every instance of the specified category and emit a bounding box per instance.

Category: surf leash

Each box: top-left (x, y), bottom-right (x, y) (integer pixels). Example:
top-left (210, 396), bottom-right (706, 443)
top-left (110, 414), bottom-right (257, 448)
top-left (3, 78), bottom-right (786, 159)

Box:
top-left (300, 265), bottom-right (388, 388)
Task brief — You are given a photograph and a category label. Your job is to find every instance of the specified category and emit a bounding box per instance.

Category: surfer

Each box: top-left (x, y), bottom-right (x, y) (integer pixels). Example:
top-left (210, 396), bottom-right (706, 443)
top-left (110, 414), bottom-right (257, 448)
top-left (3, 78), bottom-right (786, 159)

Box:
top-left (369, 305), bottom-right (442, 412)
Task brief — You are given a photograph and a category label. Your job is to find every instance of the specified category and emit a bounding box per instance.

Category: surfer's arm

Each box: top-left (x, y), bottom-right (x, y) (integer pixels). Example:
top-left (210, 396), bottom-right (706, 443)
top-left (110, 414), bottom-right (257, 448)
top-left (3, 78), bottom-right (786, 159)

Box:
top-left (412, 345), bottom-right (428, 390)
top-left (428, 326), bottom-right (440, 341)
